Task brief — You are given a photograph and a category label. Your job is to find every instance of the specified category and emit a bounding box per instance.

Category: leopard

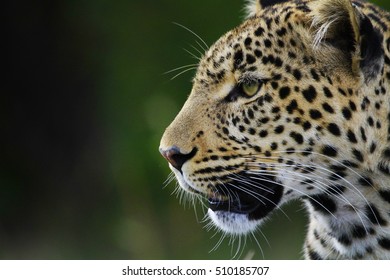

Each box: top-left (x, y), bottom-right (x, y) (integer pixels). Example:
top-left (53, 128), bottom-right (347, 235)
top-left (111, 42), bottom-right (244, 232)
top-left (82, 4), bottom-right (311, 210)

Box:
top-left (159, 0), bottom-right (390, 259)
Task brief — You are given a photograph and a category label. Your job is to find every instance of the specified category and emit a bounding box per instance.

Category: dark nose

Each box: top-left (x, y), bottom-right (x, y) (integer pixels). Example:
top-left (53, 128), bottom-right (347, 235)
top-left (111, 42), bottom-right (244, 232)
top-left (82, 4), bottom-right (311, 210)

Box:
top-left (159, 146), bottom-right (197, 172)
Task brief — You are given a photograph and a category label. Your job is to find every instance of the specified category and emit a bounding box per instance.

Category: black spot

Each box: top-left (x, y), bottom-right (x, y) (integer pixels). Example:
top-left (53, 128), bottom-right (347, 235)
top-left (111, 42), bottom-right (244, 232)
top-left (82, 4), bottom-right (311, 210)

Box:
top-left (302, 121), bottom-right (312, 131)
top-left (254, 26), bottom-right (265, 36)
top-left (293, 117), bottom-right (301, 124)
top-left (349, 101), bottom-right (357, 111)
top-left (288, 52), bottom-right (297, 59)
top-left (308, 250), bottom-right (322, 260)
top-left (342, 107), bottom-right (352, 120)
top-left (352, 149), bottom-right (364, 162)
top-left (293, 69), bottom-right (302, 80)
top-left (274, 125), bottom-right (284, 134)
top-left (322, 103), bottom-right (334, 113)
top-left (279, 86), bottom-right (291, 99)
top-left (272, 106), bottom-right (281, 114)
top-left (290, 38), bottom-right (297, 46)
top-left (360, 127), bottom-right (367, 142)
top-left (379, 190), bottom-right (390, 204)
top-left (260, 117), bottom-right (269, 124)
top-left (313, 230), bottom-right (320, 240)
top-left (246, 54), bottom-right (256, 64)
top-left (222, 127), bottom-right (229, 135)
top-left (322, 145), bottom-right (338, 157)
top-left (254, 49), bottom-right (263, 58)
top-left (247, 109), bottom-right (255, 120)
top-left (366, 204), bottom-right (387, 226)
top-left (244, 37), bottom-right (252, 46)
top-left (378, 237), bottom-right (390, 250)
top-left (286, 99), bottom-right (298, 114)
top-left (309, 194), bottom-right (337, 214)
top-left (330, 166), bottom-right (348, 180)
top-left (264, 39), bottom-right (272, 48)
top-left (234, 50), bottom-right (243, 69)
top-left (259, 130), bottom-right (268, 137)
top-left (323, 87), bottom-right (333, 98)
top-left (216, 70), bottom-right (225, 80)
top-left (366, 247), bottom-right (374, 254)
top-left (351, 225), bottom-right (367, 239)
top-left (248, 128), bottom-right (256, 135)
top-left (290, 132), bottom-right (304, 144)
top-left (210, 155), bottom-right (219, 161)
top-left (309, 109), bottom-right (322, 120)
top-left (327, 123), bottom-right (341, 136)
top-left (338, 88), bottom-right (347, 96)
top-left (337, 234), bottom-right (352, 246)
top-left (358, 176), bottom-right (373, 187)
top-left (311, 69), bottom-right (320, 81)
top-left (302, 86), bottom-right (317, 103)
top-left (370, 142), bottom-right (377, 153)
top-left (264, 93), bottom-right (273, 103)
top-left (367, 116), bottom-right (374, 127)
top-left (347, 130), bottom-right (358, 143)
top-left (276, 27), bottom-right (287, 37)
top-left (274, 57), bottom-right (283, 67)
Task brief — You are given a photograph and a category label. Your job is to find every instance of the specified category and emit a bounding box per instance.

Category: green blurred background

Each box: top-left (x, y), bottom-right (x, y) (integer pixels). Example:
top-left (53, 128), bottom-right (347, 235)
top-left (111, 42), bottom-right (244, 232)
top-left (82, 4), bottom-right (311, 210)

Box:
top-left (2, 0), bottom-right (388, 260)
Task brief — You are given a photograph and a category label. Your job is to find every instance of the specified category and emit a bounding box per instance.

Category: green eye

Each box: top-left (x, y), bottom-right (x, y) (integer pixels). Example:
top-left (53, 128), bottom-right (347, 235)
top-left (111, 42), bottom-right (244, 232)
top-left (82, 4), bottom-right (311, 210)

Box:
top-left (242, 81), bottom-right (261, 97)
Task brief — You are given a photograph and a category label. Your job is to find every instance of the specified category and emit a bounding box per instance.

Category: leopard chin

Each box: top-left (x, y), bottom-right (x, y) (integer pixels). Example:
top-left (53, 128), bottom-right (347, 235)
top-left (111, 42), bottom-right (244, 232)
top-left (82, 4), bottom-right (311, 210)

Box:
top-left (207, 209), bottom-right (262, 234)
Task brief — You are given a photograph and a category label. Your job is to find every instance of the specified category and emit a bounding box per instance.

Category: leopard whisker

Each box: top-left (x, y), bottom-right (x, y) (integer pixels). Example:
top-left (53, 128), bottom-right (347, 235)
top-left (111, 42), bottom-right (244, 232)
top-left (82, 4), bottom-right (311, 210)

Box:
top-left (270, 149), bottom-right (378, 190)
top-left (247, 167), bottom-right (371, 233)
top-left (163, 172), bottom-right (176, 189)
top-left (250, 231), bottom-right (265, 259)
top-left (209, 229), bottom-right (228, 253)
top-left (245, 170), bottom-right (338, 219)
top-left (227, 174), bottom-right (291, 221)
top-left (164, 63), bottom-right (199, 75)
top-left (169, 66), bottom-right (198, 80)
top-left (183, 47), bottom-right (202, 61)
top-left (172, 22), bottom-right (209, 51)
top-left (245, 153), bottom-right (376, 221)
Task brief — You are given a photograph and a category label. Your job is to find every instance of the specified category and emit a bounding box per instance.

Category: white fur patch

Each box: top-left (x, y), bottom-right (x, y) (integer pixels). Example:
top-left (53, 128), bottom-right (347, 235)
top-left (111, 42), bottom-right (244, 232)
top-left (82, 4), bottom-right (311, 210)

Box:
top-left (207, 209), bottom-right (262, 234)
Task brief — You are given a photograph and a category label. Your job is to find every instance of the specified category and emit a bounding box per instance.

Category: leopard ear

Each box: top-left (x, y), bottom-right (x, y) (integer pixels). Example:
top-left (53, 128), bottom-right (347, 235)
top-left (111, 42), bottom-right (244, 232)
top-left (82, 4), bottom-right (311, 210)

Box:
top-left (310, 0), bottom-right (383, 81)
top-left (245, 0), bottom-right (289, 18)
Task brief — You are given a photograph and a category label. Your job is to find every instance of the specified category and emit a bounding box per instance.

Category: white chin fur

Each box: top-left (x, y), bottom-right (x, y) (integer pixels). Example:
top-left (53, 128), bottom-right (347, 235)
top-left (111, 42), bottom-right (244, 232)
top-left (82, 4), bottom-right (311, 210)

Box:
top-left (207, 209), bottom-right (262, 235)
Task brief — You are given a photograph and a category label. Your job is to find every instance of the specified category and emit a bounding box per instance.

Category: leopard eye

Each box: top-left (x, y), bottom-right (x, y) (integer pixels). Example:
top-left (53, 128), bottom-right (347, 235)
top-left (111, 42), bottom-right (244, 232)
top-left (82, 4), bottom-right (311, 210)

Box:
top-left (242, 81), bottom-right (261, 97)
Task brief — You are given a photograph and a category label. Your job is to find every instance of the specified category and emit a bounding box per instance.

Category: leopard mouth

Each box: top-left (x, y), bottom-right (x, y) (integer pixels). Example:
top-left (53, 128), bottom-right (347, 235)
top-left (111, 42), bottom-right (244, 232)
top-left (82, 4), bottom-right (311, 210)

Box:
top-left (207, 174), bottom-right (284, 221)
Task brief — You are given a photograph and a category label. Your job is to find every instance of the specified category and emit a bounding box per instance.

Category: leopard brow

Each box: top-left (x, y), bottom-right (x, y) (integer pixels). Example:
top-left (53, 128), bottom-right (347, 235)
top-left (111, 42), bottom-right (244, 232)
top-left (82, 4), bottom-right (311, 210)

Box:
top-left (238, 73), bottom-right (270, 84)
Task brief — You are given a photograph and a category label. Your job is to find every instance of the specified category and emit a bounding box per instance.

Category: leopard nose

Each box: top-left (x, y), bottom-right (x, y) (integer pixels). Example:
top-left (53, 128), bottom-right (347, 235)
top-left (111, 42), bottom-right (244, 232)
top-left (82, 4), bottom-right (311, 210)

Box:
top-left (159, 146), bottom-right (197, 172)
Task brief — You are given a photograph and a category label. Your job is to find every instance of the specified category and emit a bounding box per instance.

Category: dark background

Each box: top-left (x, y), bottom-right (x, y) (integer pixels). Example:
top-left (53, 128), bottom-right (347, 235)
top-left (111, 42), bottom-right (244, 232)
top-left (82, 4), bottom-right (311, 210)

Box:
top-left (2, 0), bottom-right (388, 259)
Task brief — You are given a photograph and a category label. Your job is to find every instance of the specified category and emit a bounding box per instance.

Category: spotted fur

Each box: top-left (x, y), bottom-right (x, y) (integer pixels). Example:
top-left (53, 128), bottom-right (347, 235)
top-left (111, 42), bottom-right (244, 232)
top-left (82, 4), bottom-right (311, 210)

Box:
top-left (160, 0), bottom-right (390, 259)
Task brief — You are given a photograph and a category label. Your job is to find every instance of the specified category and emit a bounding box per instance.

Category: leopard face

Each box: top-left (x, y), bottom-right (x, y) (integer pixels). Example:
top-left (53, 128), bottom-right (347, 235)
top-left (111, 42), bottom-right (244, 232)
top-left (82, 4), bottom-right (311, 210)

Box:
top-left (160, 0), bottom-right (390, 259)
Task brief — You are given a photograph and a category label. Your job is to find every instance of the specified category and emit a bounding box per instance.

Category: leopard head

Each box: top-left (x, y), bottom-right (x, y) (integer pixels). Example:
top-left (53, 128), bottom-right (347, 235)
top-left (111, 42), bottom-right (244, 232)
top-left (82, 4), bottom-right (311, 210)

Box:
top-left (159, 0), bottom-right (384, 235)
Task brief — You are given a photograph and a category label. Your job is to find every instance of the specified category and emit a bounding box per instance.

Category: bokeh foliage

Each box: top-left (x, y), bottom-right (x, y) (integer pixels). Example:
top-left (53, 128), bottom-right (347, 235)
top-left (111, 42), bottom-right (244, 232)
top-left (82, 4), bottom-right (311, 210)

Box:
top-left (2, 0), bottom-right (389, 259)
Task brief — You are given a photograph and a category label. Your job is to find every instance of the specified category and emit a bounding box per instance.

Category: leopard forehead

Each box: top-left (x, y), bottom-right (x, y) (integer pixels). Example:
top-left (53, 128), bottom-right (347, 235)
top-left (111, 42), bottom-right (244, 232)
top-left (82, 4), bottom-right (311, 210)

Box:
top-left (193, 5), bottom-right (314, 91)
